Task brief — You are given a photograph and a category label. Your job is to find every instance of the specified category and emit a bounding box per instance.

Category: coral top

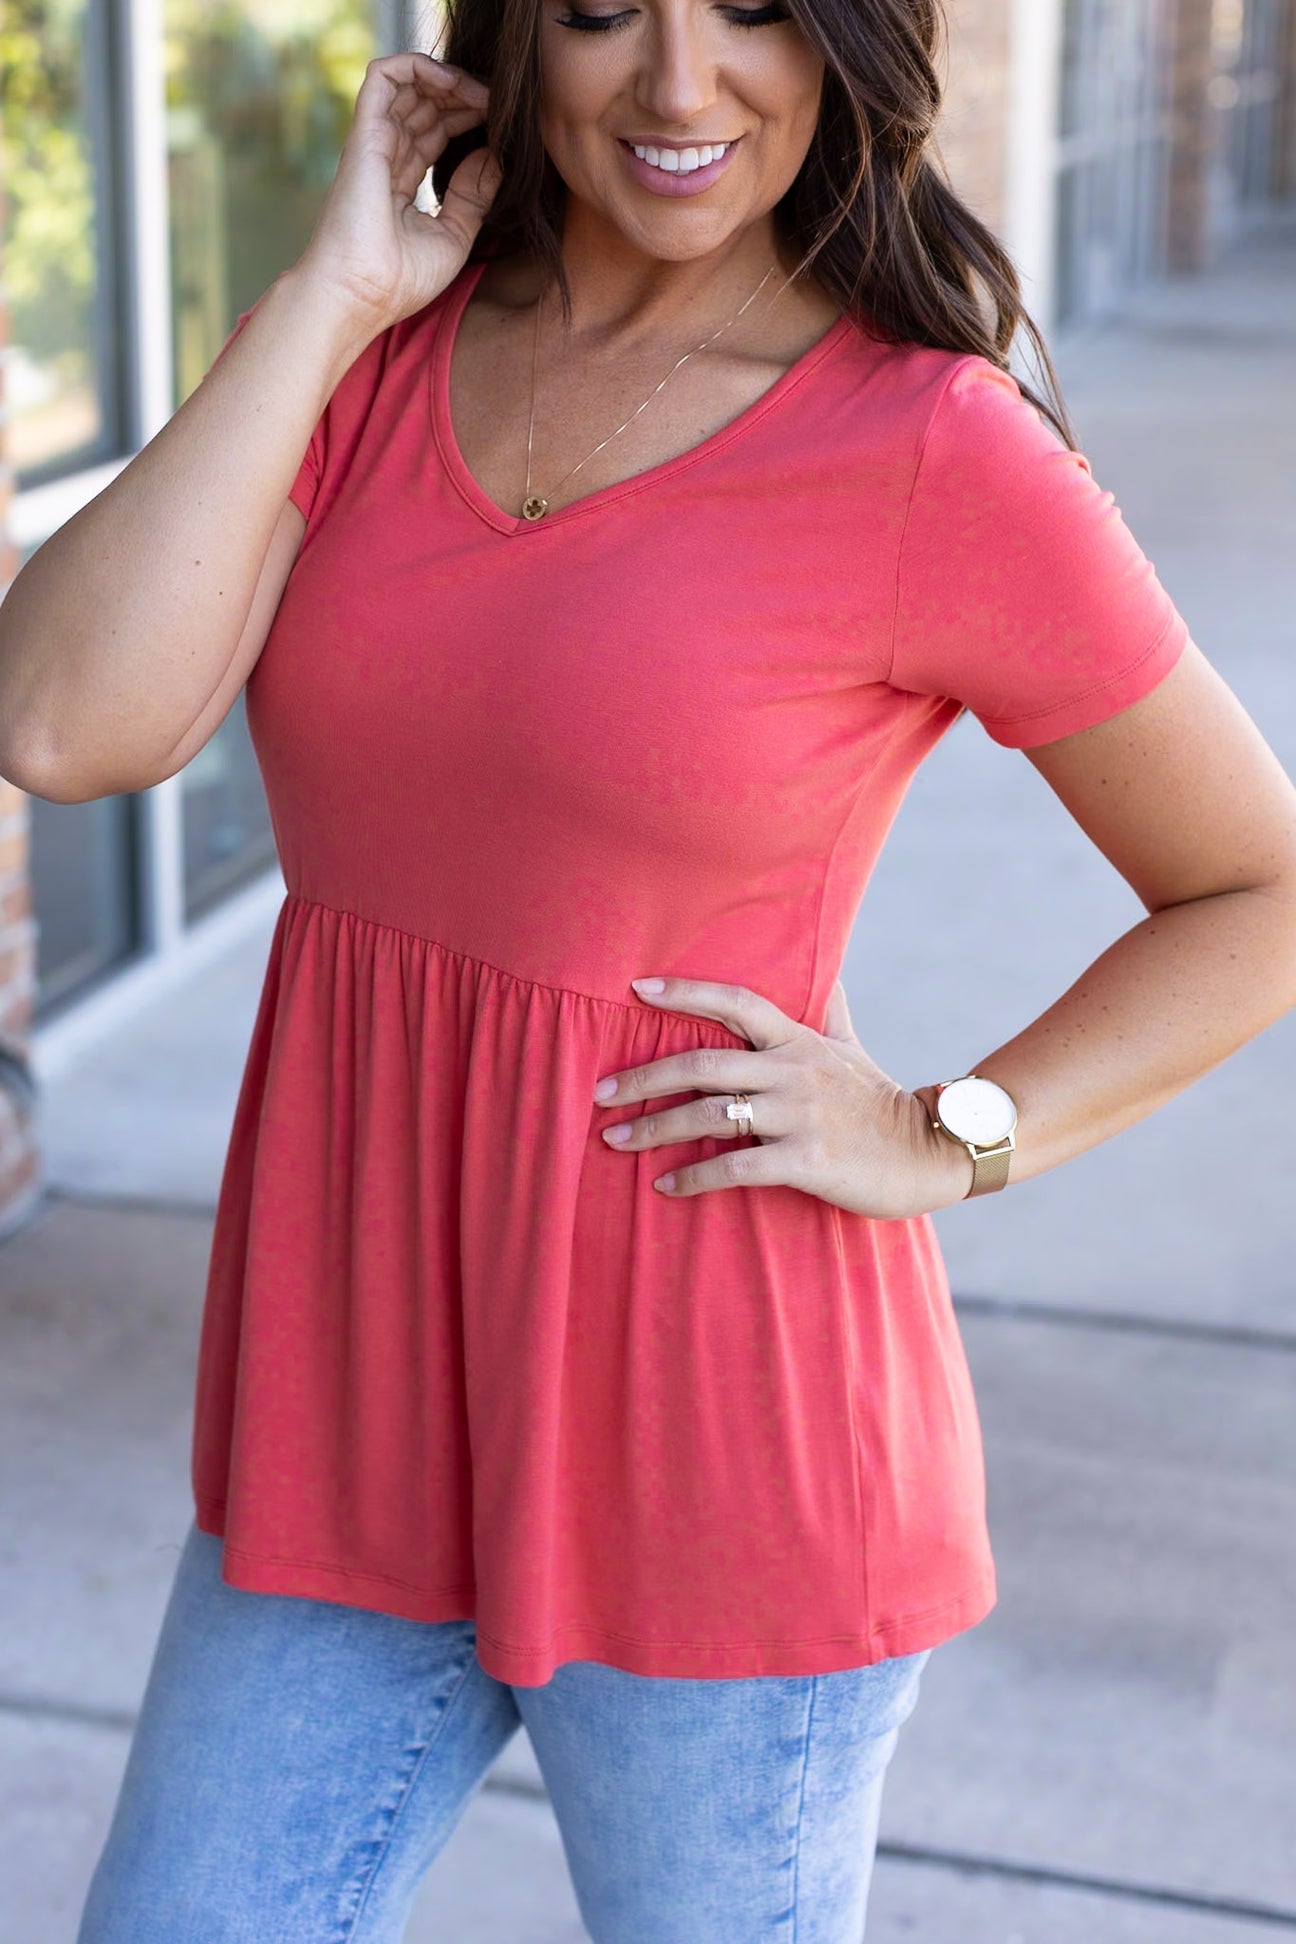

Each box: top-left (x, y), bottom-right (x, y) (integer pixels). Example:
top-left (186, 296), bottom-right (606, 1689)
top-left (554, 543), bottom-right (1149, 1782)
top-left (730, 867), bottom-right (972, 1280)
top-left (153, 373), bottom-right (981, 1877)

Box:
top-left (191, 260), bottom-right (1189, 1685)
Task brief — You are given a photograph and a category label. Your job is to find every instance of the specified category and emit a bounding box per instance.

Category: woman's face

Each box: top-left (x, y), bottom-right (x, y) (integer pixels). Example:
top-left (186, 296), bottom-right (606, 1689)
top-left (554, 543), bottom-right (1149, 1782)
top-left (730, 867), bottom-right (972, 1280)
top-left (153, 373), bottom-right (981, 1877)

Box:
top-left (537, 0), bottom-right (825, 262)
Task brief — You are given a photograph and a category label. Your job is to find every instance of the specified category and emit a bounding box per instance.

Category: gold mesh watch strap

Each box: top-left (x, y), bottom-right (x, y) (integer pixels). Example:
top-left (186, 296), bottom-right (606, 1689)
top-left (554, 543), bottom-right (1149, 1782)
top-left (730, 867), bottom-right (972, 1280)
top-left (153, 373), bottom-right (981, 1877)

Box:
top-left (966, 1139), bottom-right (1013, 1197)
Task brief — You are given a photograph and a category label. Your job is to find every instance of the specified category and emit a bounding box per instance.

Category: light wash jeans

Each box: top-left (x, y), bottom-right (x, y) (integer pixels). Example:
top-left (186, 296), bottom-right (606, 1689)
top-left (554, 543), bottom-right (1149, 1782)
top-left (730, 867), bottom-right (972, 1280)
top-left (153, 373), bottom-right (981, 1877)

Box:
top-left (77, 1520), bottom-right (931, 1943)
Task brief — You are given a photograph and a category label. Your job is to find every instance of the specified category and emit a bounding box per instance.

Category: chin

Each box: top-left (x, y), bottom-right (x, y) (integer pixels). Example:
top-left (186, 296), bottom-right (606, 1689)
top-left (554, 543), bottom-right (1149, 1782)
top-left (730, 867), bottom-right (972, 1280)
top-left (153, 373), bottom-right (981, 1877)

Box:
top-left (589, 197), bottom-right (753, 259)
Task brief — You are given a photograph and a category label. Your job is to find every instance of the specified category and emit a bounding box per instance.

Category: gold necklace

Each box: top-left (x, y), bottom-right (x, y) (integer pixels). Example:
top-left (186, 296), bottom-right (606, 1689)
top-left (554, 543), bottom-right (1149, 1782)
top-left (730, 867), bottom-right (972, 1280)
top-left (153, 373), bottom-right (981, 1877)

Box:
top-left (520, 262), bottom-right (781, 522)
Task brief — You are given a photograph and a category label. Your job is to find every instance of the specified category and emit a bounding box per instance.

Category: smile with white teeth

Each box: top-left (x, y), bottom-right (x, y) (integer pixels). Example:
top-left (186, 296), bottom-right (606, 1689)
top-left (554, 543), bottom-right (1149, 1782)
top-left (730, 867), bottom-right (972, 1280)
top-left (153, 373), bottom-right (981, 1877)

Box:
top-left (629, 141), bottom-right (730, 174)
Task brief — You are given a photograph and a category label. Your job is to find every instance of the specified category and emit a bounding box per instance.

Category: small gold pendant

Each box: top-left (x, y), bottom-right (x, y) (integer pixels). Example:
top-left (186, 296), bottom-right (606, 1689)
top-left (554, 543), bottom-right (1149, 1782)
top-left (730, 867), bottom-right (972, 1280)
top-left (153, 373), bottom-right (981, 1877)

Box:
top-left (521, 495), bottom-right (549, 521)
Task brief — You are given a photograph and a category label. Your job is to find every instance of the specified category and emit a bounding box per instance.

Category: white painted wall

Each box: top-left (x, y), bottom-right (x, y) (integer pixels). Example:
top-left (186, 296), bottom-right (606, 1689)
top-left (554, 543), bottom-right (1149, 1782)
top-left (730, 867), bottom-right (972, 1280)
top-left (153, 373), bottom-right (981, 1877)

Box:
top-left (1005, 0), bottom-right (1066, 334)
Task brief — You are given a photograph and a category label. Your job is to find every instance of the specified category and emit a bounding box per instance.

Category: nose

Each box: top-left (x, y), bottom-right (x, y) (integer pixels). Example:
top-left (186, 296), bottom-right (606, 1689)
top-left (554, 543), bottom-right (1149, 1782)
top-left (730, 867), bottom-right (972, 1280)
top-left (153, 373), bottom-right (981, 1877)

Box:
top-left (635, 10), bottom-right (720, 127)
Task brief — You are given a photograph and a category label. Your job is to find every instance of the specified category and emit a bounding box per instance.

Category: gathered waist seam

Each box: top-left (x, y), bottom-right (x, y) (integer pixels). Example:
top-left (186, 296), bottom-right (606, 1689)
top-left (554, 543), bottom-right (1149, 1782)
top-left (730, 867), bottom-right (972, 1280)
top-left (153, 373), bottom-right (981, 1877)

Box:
top-left (279, 891), bottom-right (754, 1039)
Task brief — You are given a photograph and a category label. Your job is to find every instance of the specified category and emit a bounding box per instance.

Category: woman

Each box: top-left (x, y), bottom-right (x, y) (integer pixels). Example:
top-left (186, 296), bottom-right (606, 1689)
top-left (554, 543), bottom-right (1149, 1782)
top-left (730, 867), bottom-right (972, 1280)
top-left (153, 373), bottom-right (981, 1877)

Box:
top-left (2, 0), bottom-right (1292, 1936)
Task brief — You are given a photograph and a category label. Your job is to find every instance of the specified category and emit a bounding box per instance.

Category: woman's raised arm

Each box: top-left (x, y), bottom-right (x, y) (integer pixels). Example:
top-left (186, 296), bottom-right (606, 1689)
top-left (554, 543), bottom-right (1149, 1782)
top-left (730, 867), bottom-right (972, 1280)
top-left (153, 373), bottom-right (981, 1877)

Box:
top-left (0, 52), bottom-right (499, 804)
top-left (0, 272), bottom-right (374, 803)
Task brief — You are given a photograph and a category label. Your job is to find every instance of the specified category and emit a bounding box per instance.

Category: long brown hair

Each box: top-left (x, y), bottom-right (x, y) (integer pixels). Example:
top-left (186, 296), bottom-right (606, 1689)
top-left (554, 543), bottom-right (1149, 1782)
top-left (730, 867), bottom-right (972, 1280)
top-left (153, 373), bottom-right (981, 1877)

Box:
top-left (425, 0), bottom-right (1076, 448)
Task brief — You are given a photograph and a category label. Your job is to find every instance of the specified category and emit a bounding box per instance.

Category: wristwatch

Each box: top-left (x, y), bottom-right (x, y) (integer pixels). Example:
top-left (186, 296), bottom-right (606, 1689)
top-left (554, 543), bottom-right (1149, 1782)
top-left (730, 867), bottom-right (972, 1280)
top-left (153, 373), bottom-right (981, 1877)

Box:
top-left (927, 1074), bottom-right (1018, 1197)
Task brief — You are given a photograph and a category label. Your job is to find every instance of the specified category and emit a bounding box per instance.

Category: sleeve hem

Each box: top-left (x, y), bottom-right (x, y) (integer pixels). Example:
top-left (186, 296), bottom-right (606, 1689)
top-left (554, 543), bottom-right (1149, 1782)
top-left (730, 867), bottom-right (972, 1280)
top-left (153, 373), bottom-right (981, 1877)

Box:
top-left (978, 608), bottom-right (1191, 749)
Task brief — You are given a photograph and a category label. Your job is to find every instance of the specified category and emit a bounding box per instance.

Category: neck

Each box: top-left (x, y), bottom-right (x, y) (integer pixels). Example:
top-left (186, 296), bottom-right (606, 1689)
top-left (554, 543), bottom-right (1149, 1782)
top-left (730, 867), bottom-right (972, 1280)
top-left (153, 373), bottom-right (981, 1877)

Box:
top-left (542, 202), bottom-right (794, 347)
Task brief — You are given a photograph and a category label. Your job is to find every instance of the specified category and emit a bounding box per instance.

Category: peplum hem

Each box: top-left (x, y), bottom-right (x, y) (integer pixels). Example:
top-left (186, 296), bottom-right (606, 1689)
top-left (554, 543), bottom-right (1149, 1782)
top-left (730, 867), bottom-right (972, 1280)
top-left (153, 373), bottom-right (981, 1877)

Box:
top-left (193, 1495), bottom-right (996, 1684)
top-left (191, 893), bottom-right (996, 1686)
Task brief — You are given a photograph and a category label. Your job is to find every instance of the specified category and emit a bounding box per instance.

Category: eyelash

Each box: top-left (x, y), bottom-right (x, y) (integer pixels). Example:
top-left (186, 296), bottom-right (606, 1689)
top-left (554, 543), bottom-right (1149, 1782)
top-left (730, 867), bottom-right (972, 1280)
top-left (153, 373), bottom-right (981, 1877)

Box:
top-left (556, 4), bottom-right (790, 30)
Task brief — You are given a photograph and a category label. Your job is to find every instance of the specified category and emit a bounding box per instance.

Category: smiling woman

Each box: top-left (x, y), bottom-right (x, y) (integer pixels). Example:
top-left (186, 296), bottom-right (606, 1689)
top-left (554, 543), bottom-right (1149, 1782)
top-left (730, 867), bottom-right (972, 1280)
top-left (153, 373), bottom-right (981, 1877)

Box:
top-left (48, 3), bottom-right (1296, 1941)
top-left (435, 0), bottom-right (1075, 442)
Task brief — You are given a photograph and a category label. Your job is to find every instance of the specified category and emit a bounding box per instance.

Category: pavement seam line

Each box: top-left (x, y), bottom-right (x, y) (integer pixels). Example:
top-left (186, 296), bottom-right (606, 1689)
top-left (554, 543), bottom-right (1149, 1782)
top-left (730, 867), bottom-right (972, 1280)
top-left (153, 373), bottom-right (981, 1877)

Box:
top-left (878, 1839), bottom-right (1296, 1931)
top-left (952, 1291), bottom-right (1296, 1354)
top-left (9, 1696), bottom-right (1295, 1928)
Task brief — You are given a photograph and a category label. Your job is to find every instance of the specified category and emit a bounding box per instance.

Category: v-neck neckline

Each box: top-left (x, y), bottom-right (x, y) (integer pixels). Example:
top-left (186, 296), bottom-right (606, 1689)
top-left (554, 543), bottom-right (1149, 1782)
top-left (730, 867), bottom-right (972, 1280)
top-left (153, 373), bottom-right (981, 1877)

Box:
top-left (428, 258), bottom-right (855, 538)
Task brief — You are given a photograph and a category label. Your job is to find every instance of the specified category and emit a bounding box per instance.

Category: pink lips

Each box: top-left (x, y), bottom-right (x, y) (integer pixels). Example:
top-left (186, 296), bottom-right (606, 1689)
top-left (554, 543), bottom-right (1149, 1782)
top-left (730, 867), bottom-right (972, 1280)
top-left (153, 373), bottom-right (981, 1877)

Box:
top-left (619, 138), bottom-right (739, 198)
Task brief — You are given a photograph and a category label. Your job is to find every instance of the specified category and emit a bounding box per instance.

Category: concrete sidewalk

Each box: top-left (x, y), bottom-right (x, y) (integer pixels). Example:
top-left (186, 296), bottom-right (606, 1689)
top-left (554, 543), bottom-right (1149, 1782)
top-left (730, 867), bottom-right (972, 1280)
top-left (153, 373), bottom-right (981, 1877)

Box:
top-left (5, 214), bottom-right (1296, 1941)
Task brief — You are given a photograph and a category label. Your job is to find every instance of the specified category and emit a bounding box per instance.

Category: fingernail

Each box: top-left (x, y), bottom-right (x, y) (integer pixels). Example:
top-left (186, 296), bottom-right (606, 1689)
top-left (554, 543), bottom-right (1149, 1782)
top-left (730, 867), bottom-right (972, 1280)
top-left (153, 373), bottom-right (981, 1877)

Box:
top-left (602, 1124), bottom-right (632, 1144)
top-left (632, 978), bottom-right (666, 995)
top-left (654, 1173), bottom-right (676, 1193)
top-left (593, 1077), bottom-right (617, 1101)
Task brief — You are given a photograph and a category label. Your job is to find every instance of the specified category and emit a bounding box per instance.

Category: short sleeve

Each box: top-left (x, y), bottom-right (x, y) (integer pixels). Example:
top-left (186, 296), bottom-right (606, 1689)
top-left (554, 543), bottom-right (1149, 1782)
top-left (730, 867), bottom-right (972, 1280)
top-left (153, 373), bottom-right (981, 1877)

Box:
top-left (211, 305), bottom-right (325, 524)
top-left (888, 355), bottom-right (1190, 748)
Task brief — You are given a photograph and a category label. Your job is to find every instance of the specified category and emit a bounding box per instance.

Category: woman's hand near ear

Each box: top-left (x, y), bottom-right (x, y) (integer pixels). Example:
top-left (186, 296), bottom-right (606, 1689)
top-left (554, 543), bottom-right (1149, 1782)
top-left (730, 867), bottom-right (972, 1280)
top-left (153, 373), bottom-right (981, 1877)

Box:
top-left (297, 52), bottom-right (503, 334)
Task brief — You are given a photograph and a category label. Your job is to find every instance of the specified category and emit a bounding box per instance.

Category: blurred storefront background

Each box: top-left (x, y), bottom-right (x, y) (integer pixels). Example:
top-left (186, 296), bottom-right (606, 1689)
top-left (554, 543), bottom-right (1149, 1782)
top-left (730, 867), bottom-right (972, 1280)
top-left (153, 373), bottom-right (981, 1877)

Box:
top-left (0, 0), bottom-right (1294, 1234)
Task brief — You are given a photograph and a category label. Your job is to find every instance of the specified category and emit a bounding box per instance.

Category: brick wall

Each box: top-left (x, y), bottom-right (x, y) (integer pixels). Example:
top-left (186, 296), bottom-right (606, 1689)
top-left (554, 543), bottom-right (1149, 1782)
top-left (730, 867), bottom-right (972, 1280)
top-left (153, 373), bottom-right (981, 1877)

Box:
top-left (1167, 0), bottom-right (1219, 271)
top-left (0, 99), bottom-right (44, 1238)
top-left (936, 0), bottom-right (1296, 292)
top-left (936, 0), bottom-right (1014, 234)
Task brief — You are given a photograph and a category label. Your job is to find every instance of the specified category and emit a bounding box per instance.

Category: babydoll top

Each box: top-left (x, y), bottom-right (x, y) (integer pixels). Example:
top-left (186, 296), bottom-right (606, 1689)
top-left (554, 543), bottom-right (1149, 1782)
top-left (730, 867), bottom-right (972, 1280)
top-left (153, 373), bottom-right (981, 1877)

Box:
top-left (190, 259), bottom-right (1189, 1685)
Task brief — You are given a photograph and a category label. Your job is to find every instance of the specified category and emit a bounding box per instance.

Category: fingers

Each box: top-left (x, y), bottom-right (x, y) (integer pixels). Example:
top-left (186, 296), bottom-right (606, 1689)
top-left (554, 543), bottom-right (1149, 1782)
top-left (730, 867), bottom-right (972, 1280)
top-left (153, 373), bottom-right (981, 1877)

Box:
top-left (434, 144), bottom-right (505, 253)
top-left (594, 1045), bottom-right (766, 1109)
top-left (367, 50), bottom-right (489, 115)
top-left (599, 1090), bottom-right (778, 1155)
top-left (629, 975), bottom-right (788, 1048)
top-left (372, 53), bottom-right (493, 199)
top-left (655, 1140), bottom-right (777, 1197)
top-left (402, 101), bottom-right (485, 148)
top-left (355, 52), bottom-right (489, 173)
top-left (389, 101), bottom-right (485, 193)
top-left (412, 52), bottom-right (490, 110)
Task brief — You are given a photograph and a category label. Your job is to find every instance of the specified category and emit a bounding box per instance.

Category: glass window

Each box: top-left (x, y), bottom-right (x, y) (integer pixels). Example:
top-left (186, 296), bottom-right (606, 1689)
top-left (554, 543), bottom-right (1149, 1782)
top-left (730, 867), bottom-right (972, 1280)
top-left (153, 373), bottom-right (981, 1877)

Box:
top-left (1055, 0), bottom-right (1176, 323)
top-left (165, 0), bottom-right (386, 410)
top-left (180, 688), bottom-right (281, 925)
top-left (1211, 0), bottom-right (1286, 209)
top-left (162, 0), bottom-right (388, 922)
top-left (29, 791), bottom-right (143, 1024)
top-left (1, 0), bottom-right (125, 488)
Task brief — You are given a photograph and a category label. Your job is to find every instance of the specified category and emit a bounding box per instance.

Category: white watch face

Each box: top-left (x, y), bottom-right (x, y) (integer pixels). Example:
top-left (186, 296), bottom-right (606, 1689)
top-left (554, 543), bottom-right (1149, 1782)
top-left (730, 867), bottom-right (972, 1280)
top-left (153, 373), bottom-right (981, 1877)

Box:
top-left (937, 1076), bottom-right (1017, 1147)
